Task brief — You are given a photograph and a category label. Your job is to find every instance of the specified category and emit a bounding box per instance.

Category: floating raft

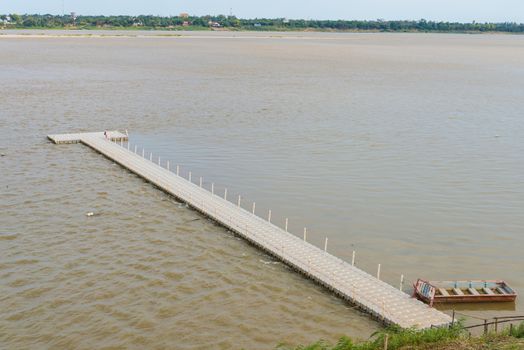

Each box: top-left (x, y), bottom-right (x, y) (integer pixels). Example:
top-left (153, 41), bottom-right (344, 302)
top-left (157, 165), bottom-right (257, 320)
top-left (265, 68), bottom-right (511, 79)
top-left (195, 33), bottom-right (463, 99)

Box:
top-left (48, 130), bottom-right (452, 329)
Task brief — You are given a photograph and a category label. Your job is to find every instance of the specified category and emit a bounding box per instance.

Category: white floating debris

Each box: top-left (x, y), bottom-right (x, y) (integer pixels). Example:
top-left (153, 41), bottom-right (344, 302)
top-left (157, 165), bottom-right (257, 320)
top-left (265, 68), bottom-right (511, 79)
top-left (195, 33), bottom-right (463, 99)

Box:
top-left (86, 212), bottom-right (95, 217)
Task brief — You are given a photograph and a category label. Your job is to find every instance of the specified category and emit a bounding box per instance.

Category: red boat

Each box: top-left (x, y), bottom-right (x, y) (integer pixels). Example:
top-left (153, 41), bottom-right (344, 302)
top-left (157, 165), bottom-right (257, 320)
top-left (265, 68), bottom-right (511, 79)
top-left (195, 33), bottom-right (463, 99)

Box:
top-left (413, 279), bottom-right (517, 306)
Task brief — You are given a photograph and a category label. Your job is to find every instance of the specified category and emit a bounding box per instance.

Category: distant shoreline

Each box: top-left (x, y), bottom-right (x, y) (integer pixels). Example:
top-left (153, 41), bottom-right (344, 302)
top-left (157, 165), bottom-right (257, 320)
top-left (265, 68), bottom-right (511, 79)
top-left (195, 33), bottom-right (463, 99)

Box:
top-left (1, 28), bottom-right (522, 39)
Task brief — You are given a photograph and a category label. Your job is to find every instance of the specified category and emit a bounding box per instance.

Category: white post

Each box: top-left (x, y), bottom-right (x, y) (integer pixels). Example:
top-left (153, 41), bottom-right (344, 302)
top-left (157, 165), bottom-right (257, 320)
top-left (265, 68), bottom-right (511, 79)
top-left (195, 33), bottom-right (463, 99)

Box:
top-left (237, 195), bottom-right (241, 207)
top-left (352, 251), bottom-right (356, 266)
top-left (120, 139), bottom-right (123, 147)
top-left (285, 218), bottom-right (288, 232)
top-left (189, 172), bottom-right (192, 183)
top-left (224, 188), bottom-right (227, 200)
top-left (324, 237), bottom-right (328, 252)
top-left (252, 202), bottom-right (256, 214)
top-left (134, 145), bottom-right (137, 154)
top-left (400, 274), bottom-right (404, 291)
top-left (303, 227), bottom-right (307, 241)
top-left (127, 142), bottom-right (130, 150)
top-left (268, 210), bottom-right (271, 223)
top-left (142, 149), bottom-right (145, 157)
top-left (199, 177), bottom-right (203, 187)
top-left (149, 152), bottom-right (152, 161)
top-left (211, 183), bottom-right (214, 195)
top-left (158, 156), bottom-right (161, 165)
top-left (176, 165), bottom-right (179, 176)
top-left (167, 161), bottom-right (170, 171)
top-left (377, 264), bottom-right (381, 280)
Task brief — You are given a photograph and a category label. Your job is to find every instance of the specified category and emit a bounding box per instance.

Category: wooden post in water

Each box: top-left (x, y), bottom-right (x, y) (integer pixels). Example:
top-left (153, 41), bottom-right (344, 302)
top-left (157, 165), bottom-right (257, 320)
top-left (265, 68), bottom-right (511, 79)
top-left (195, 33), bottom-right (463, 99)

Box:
top-left (176, 165), bottom-right (179, 176)
top-left (237, 195), bottom-right (241, 207)
top-left (167, 161), bottom-right (170, 171)
top-left (252, 202), bottom-right (256, 214)
top-left (224, 188), bottom-right (227, 200)
top-left (211, 183), bottom-right (214, 195)
top-left (199, 177), bottom-right (203, 188)
top-left (142, 149), bottom-right (145, 157)
top-left (149, 152), bottom-right (152, 161)
top-left (324, 237), bottom-right (328, 252)
top-left (303, 227), bottom-right (307, 241)
top-left (158, 156), bottom-right (161, 165)
top-left (352, 251), bottom-right (356, 266)
top-left (285, 218), bottom-right (288, 232)
top-left (189, 172), bottom-right (192, 183)
top-left (377, 264), bottom-right (381, 280)
top-left (134, 145), bottom-right (137, 154)
top-left (127, 142), bottom-right (130, 150)
top-left (400, 274), bottom-right (404, 291)
top-left (268, 210), bottom-right (271, 223)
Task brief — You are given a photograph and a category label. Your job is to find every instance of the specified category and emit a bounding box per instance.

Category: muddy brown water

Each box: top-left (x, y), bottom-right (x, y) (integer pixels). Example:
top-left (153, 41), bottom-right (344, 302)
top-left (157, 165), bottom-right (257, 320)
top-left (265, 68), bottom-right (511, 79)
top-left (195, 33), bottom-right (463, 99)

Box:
top-left (1, 31), bottom-right (523, 349)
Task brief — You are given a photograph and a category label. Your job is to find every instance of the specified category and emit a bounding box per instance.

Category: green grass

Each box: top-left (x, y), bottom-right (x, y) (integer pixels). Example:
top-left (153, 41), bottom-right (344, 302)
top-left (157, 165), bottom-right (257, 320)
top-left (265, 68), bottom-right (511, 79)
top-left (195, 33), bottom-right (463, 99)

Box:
top-left (277, 323), bottom-right (464, 350)
top-left (278, 322), bottom-right (524, 350)
top-left (509, 322), bottom-right (524, 339)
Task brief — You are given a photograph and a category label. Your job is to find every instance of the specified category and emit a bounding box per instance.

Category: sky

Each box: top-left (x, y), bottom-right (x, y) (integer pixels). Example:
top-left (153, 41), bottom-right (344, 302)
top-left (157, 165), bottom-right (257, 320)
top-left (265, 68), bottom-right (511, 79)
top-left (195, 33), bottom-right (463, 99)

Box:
top-left (1, 0), bottom-right (523, 23)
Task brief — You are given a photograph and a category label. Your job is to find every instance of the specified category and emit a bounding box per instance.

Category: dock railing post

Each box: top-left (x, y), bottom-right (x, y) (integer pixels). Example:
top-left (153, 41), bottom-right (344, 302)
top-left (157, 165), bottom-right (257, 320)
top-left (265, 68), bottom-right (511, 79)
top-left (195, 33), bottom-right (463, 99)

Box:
top-left (285, 218), bottom-right (288, 232)
top-left (303, 227), bottom-right (307, 241)
top-left (324, 237), bottom-right (328, 252)
top-left (352, 251), bottom-right (356, 266)
top-left (400, 274), bottom-right (404, 291)
top-left (252, 202), bottom-right (255, 214)
top-left (268, 210), bottom-right (271, 223)
top-left (377, 264), bottom-right (381, 280)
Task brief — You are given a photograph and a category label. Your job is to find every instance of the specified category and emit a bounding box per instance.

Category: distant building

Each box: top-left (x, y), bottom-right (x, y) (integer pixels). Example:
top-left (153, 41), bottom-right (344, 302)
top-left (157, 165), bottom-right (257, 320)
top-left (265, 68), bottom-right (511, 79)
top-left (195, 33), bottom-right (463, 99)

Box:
top-left (179, 13), bottom-right (189, 18)
top-left (182, 21), bottom-right (190, 27)
top-left (208, 21), bottom-right (221, 28)
top-left (254, 23), bottom-right (262, 27)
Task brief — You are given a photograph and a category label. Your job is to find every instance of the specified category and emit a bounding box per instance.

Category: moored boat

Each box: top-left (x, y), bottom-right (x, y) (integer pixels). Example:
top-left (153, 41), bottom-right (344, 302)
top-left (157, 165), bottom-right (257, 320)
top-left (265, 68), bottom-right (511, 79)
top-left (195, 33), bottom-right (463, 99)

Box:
top-left (413, 279), bottom-right (517, 306)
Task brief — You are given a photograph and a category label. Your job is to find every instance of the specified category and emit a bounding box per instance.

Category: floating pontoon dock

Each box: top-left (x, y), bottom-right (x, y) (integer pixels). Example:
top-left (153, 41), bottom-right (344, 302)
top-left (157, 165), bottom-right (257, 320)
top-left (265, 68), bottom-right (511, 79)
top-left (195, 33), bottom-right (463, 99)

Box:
top-left (48, 130), bottom-right (451, 329)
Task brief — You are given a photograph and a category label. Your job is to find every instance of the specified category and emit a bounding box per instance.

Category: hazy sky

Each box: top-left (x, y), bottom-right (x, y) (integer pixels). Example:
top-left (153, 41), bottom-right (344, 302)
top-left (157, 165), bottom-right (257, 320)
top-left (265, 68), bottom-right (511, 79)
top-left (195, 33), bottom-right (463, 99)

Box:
top-left (1, 0), bottom-right (523, 22)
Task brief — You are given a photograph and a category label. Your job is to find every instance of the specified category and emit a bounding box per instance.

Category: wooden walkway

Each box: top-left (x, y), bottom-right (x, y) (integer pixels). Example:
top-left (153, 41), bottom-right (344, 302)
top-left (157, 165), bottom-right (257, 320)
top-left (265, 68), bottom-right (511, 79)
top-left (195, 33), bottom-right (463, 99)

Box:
top-left (48, 131), bottom-right (451, 329)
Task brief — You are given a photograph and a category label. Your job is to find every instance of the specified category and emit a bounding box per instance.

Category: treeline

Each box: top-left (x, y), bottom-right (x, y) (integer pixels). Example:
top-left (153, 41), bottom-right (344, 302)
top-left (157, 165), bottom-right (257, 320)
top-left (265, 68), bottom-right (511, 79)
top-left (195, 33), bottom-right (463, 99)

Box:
top-left (2, 14), bottom-right (524, 33)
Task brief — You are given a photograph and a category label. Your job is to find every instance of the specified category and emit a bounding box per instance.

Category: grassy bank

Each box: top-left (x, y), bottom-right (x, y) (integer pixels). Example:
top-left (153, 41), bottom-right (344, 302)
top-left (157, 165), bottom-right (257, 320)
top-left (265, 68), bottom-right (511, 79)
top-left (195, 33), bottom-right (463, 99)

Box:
top-left (277, 322), bottom-right (524, 350)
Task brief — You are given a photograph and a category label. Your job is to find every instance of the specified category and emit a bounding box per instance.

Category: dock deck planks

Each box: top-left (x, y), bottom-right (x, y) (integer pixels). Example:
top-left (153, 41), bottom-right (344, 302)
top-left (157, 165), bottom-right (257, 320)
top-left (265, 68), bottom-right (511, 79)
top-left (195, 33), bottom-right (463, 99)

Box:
top-left (49, 131), bottom-right (451, 329)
